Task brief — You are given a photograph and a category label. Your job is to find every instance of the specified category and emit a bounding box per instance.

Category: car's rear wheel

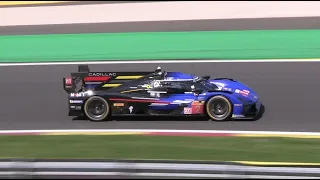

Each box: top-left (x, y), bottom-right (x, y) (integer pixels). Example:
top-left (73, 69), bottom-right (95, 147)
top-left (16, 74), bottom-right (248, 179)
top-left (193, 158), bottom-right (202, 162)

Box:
top-left (84, 96), bottom-right (110, 121)
top-left (206, 95), bottom-right (232, 121)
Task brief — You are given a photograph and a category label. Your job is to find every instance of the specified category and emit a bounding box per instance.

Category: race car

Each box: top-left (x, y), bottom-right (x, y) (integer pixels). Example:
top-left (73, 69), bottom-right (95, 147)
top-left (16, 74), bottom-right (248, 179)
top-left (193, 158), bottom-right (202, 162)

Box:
top-left (63, 65), bottom-right (263, 121)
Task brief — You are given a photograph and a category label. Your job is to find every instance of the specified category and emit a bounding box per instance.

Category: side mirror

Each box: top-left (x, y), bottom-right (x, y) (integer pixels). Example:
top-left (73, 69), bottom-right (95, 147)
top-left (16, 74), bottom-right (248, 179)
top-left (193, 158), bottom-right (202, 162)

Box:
top-left (202, 76), bottom-right (210, 80)
top-left (193, 89), bottom-right (203, 96)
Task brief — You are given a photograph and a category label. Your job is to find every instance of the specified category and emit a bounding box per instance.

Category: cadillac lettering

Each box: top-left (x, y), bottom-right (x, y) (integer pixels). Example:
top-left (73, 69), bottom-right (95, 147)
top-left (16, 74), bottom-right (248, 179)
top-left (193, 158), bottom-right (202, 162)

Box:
top-left (88, 72), bottom-right (117, 77)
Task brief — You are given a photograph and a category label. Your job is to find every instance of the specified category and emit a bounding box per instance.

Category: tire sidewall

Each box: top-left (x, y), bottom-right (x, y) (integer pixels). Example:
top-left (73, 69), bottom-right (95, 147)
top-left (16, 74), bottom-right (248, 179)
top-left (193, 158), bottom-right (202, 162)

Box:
top-left (206, 95), bottom-right (232, 121)
top-left (84, 96), bottom-right (110, 121)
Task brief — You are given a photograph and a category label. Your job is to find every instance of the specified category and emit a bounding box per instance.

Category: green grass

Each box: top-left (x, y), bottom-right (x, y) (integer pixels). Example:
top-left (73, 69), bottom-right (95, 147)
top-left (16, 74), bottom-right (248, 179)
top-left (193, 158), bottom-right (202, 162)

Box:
top-left (2, 30), bottom-right (320, 62)
top-left (1, 135), bottom-right (320, 162)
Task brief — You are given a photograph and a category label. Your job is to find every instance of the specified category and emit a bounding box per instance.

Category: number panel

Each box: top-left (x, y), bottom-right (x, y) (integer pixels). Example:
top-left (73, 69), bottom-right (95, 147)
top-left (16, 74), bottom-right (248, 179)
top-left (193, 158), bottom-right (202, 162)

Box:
top-left (191, 101), bottom-right (204, 114)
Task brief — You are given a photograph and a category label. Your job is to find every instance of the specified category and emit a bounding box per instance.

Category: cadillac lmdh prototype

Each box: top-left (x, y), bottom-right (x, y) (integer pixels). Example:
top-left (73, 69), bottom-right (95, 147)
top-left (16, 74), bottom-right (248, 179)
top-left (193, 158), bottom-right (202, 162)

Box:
top-left (63, 65), bottom-right (263, 121)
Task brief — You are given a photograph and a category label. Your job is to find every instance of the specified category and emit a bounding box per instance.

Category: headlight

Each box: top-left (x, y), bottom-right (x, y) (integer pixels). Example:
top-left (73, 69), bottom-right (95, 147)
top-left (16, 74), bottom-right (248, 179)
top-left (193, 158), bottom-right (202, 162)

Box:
top-left (237, 95), bottom-right (248, 104)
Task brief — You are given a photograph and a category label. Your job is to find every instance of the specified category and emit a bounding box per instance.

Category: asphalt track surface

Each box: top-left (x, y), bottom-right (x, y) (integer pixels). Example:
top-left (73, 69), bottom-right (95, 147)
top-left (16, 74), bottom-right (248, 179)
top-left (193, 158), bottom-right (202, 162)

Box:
top-left (1, 62), bottom-right (320, 132)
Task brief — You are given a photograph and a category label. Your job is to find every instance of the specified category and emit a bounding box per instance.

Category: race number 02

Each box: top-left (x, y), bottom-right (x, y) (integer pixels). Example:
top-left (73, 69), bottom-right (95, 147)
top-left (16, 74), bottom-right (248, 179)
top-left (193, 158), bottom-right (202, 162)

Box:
top-left (191, 101), bottom-right (204, 114)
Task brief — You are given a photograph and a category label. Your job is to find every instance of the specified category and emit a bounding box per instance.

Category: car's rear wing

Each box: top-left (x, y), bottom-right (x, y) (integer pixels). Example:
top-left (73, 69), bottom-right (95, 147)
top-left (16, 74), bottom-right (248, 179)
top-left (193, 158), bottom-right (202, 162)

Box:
top-left (63, 65), bottom-right (154, 93)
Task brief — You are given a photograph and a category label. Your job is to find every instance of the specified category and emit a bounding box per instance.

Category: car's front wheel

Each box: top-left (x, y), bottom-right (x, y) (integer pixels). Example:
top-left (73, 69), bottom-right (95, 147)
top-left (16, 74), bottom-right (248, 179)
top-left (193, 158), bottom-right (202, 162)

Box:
top-left (206, 95), bottom-right (232, 121)
top-left (83, 96), bottom-right (110, 121)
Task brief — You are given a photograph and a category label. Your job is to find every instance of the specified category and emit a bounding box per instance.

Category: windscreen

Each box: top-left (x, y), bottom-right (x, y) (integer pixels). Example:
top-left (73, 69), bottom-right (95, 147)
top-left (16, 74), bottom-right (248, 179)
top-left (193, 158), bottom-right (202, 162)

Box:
top-left (193, 81), bottom-right (219, 91)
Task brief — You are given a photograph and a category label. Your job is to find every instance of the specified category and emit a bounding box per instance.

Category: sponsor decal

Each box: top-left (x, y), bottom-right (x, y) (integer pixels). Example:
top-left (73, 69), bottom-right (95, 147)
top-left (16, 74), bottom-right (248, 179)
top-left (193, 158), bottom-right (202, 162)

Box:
top-left (171, 100), bottom-right (193, 104)
top-left (88, 72), bottom-right (116, 76)
top-left (141, 84), bottom-right (150, 88)
top-left (148, 90), bottom-right (166, 97)
top-left (70, 106), bottom-right (82, 110)
top-left (241, 90), bottom-right (250, 96)
top-left (145, 85), bottom-right (151, 89)
top-left (232, 114), bottom-right (245, 118)
top-left (152, 80), bottom-right (161, 88)
top-left (70, 92), bottom-right (86, 97)
top-left (150, 92), bottom-right (160, 98)
top-left (65, 85), bottom-right (73, 89)
top-left (149, 103), bottom-right (168, 106)
top-left (69, 100), bottom-right (83, 104)
top-left (235, 89), bottom-right (250, 96)
top-left (129, 106), bottom-right (133, 113)
top-left (113, 103), bottom-right (124, 107)
top-left (184, 107), bottom-right (192, 114)
top-left (234, 104), bottom-right (242, 106)
top-left (65, 77), bottom-right (72, 85)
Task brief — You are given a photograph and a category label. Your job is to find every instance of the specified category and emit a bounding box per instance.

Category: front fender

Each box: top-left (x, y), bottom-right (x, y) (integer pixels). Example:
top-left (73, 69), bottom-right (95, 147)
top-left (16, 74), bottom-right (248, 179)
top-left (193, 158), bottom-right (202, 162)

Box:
top-left (203, 93), bottom-right (247, 117)
top-left (209, 78), bottom-right (259, 103)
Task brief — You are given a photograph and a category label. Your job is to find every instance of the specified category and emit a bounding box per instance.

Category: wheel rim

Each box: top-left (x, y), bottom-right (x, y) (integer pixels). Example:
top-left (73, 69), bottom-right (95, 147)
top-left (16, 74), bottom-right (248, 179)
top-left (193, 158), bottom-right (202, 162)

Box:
top-left (208, 98), bottom-right (230, 119)
top-left (85, 97), bottom-right (108, 120)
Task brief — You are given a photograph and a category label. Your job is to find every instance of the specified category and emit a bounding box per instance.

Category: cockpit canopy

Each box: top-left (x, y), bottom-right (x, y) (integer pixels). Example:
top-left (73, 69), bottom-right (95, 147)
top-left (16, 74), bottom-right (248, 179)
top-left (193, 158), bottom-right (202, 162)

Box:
top-left (107, 66), bottom-right (218, 93)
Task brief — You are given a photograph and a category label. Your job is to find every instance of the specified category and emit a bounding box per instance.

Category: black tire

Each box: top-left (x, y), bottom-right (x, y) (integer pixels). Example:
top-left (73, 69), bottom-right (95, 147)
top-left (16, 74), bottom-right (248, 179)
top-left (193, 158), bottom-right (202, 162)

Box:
top-left (83, 96), bottom-right (110, 121)
top-left (206, 95), bottom-right (233, 121)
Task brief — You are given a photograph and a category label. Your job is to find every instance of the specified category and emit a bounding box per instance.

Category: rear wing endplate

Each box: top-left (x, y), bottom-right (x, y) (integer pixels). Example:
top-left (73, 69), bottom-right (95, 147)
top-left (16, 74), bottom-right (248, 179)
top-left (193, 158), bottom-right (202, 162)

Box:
top-left (63, 65), bottom-right (155, 93)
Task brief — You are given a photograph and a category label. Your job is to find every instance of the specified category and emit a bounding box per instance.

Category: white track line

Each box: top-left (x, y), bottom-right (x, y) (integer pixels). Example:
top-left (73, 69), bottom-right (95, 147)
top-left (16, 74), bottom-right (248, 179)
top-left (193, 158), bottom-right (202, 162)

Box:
top-left (0, 172), bottom-right (317, 179)
top-left (1, 129), bottom-right (320, 136)
top-left (0, 59), bottom-right (320, 67)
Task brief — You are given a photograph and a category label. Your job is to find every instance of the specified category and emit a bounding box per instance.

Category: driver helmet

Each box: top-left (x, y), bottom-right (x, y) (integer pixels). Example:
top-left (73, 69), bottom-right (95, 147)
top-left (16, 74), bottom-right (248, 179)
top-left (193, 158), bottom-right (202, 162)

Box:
top-left (154, 66), bottom-right (167, 79)
top-left (155, 66), bottom-right (162, 75)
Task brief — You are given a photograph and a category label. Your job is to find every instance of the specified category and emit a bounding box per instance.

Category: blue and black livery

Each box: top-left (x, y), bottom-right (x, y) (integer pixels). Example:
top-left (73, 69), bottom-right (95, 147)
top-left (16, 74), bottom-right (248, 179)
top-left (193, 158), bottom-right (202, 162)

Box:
top-left (63, 65), bottom-right (264, 121)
